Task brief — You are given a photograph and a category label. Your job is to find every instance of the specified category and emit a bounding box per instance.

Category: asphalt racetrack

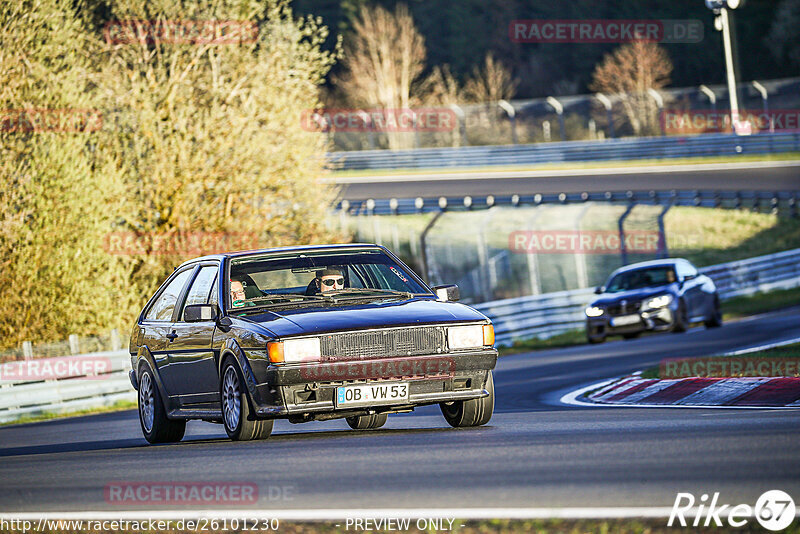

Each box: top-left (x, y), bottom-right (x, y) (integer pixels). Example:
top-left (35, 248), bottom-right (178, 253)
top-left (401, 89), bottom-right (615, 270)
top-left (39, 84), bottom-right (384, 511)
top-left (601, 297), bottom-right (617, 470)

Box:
top-left (337, 160), bottom-right (800, 201)
top-left (1, 308), bottom-right (799, 513)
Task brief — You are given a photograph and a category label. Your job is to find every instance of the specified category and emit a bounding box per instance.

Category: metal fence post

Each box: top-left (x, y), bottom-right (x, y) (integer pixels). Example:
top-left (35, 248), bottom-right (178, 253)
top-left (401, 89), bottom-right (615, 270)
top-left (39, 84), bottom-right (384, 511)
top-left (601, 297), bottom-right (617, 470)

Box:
top-left (22, 341), bottom-right (33, 361)
top-left (419, 211), bottom-right (445, 283)
top-left (618, 203), bottom-right (636, 266)
top-left (574, 204), bottom-right (592, 288)
top-left (657, 203), bottom-right (673, 259)
top-left (110, 329), bottom-right (122, 351)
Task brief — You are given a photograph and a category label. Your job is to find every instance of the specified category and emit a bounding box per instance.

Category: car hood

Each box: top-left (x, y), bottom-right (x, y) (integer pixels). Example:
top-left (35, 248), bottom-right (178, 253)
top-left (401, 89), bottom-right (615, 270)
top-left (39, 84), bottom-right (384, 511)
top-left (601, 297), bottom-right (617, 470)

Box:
top-left (593, 285), bottom-right (676, 306)
top-left (235, 298), bottom-right (488, 338)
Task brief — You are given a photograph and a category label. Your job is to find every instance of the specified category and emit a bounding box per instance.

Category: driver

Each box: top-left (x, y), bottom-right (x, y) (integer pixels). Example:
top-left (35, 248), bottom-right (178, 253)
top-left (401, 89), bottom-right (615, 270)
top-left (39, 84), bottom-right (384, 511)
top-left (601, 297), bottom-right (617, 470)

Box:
top-left (314, 268), bottom-right (345, 294)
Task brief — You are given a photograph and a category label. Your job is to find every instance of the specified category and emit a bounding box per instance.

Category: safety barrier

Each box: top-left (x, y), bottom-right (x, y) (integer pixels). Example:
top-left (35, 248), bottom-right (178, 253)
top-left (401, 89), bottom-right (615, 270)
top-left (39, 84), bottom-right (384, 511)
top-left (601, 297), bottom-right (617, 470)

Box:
top-left (328, 132), bottom-right (800, 171)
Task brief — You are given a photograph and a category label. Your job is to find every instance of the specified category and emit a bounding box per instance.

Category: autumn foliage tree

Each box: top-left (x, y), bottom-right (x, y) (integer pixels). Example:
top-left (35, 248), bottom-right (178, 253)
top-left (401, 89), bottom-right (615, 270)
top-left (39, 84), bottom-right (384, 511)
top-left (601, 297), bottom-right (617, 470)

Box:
top-left (0, 0), bottom-right (341, 352)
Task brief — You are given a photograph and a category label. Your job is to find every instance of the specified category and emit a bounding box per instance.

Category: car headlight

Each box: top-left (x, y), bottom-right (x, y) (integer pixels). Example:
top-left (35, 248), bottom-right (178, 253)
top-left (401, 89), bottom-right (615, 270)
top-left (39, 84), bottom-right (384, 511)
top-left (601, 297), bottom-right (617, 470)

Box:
top-left (585, 306), bottom-right (604, 317)
top-left (448, 325), bottom-right (487, 350)
top-left (646, 294), bottom-right (673, 309)
top-left (267, 337), bottom-right (321, 363)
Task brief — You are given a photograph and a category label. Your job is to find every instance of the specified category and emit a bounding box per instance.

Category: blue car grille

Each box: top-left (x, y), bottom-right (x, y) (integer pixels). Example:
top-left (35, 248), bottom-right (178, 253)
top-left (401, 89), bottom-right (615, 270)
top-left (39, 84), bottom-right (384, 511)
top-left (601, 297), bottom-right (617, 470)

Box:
top-left (320, 326), bottom-right (446, 361)
top-left (607, 301), bottom-right (642, 316)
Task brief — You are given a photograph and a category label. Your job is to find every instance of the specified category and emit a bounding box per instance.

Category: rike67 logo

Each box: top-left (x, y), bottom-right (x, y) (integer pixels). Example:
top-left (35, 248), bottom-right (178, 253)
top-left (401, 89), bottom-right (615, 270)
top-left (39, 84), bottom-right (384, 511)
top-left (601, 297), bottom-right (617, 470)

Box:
top-left (669, 490), bottom-right (796, 531)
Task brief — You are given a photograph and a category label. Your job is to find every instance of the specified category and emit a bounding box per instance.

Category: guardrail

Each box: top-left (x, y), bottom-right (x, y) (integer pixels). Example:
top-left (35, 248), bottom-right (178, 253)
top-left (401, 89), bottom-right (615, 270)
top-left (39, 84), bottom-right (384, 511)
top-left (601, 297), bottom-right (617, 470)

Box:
top-left (476, 248), bottom-right (800, 346)
top-left (0, 351), bottom-right (133, 424)
top-left (328, 132), bottom-right (800, 171)
top-left (2, 248), bottom-right (799, 422)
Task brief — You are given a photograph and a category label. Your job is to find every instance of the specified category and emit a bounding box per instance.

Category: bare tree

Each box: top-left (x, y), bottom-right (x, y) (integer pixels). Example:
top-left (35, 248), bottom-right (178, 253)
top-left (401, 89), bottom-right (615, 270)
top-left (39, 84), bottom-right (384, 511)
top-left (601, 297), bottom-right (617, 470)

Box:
top-left (334, 3), bottom-right (427, 150)
top-left (591, 41), bottom-right (673, 136)
top-left (463, 53), bottom-right (517, 103)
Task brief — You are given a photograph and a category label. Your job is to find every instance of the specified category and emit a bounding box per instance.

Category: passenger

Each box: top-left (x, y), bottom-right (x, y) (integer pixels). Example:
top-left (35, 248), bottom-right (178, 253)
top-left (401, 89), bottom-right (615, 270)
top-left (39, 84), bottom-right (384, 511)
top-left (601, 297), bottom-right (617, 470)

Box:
top-left (230, 280), bottom-right (248, 308)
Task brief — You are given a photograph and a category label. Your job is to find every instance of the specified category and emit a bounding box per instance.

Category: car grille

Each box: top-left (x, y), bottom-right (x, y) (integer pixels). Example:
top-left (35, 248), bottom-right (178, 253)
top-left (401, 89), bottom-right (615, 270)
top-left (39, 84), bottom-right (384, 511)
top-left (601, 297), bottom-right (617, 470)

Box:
top-left (320, 326), bottom-right (446, 361)
top-left (607, 301), bottom-right (642, 316)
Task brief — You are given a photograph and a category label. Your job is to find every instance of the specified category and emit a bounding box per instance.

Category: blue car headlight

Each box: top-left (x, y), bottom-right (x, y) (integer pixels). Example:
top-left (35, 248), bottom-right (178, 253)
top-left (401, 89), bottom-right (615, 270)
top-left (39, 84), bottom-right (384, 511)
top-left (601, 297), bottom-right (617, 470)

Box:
top-left (585, 306), bottom-right (604, 317)
top-left (645, 294), bottom-right (673, 309)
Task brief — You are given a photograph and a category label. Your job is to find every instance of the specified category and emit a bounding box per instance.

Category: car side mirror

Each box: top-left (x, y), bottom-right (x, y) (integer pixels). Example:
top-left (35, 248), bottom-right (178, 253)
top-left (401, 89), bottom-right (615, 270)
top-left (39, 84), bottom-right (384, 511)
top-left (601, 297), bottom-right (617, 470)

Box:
top-left (432, 284), bottom-right (460, 302)
top-left (594, 286), bottom-right (604, 295)
top-left (184, 304), bottom-right (218, 322)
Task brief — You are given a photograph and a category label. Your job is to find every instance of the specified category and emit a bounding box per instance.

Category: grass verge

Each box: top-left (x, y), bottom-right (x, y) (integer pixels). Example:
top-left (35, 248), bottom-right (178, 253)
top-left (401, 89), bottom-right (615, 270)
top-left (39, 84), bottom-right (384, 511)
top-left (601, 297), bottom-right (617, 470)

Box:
top-left (0, 399), bottom-right (136, 427)
top-left (5, 519), bottom-right (794, 534)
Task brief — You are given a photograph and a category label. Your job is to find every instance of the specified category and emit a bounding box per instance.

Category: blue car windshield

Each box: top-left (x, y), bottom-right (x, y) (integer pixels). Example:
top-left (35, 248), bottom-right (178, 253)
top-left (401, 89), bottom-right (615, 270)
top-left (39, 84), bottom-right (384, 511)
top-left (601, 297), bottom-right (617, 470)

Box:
top-left (228, 248), bottom-right (430, 308)
top-left (606, 266), bottom-right (677, 293)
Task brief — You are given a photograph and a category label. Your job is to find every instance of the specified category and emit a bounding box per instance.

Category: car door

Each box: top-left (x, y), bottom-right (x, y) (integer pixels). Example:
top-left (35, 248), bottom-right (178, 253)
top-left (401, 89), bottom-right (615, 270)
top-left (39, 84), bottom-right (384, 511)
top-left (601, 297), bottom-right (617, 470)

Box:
top-left (166, 263), bottom-right (220, 406)
top-left (139, 267), bottom-right (195, 398)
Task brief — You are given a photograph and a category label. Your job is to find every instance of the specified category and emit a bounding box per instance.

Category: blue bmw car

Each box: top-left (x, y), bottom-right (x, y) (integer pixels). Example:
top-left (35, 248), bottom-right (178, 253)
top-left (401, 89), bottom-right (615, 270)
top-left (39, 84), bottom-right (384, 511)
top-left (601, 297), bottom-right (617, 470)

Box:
top-left (585, 258), bottom-right (722, 344)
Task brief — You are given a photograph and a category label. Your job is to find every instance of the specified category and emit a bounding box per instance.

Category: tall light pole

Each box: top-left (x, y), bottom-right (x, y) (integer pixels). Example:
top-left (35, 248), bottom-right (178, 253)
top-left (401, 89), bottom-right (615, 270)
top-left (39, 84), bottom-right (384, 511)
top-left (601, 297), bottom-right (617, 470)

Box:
top-left (705, 0), bottom-right (746, 134)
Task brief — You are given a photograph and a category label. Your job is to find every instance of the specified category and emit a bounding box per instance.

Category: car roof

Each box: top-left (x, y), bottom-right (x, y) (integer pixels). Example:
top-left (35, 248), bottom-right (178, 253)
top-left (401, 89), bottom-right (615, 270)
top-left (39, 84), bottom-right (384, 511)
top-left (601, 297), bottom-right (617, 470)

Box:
top-left (611, 258), bottom-right (691, 276)
top-left (176, 243), bottom-right (383, 269)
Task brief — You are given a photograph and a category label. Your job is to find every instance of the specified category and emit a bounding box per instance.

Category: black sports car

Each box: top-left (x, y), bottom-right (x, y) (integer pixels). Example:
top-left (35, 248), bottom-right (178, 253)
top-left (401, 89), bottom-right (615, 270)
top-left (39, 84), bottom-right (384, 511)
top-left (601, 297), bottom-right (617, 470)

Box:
top-left (585, 258), bottom-right (722, 344)
top-left (129, 244), bottom-right (497, 443)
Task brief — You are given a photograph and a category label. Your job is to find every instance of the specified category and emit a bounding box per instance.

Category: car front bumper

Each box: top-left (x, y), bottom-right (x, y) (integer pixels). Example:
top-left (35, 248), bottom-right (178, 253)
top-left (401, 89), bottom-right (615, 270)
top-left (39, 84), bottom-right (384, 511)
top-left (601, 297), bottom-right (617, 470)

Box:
top-left (586, 306), bottom-right (675, 338)
top-left (249, 350), bottom-right (497, 419)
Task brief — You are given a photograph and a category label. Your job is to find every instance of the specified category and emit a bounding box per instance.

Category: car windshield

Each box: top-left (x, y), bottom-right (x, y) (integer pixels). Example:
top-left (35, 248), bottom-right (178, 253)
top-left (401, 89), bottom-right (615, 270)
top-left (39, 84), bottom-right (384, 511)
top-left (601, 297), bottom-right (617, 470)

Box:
top-left (227, 248), bottom-right (430, 310)
top-left (605, 266), bottom-right (677, 293)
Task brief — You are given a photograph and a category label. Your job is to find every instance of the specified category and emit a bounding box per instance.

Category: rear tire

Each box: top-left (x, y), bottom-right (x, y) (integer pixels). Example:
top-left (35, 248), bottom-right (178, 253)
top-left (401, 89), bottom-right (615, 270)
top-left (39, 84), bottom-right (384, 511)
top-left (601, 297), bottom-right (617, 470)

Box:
top-left (622, 332), bottom-right (641, 340)
top-left (705, 297), bottom-right (723, 328)
top-left (588, 334), bottom-right (606, 344)
top-left (441, 371), bottom-right (494, 428)
top-left (346, 413), bottom-right (388, 430)
top-left (672, 300), bottom-right (689, 333)
top-left (138, 365), bottom-right (186, 444)
top-left (221, 358), bottom-right (273, 441)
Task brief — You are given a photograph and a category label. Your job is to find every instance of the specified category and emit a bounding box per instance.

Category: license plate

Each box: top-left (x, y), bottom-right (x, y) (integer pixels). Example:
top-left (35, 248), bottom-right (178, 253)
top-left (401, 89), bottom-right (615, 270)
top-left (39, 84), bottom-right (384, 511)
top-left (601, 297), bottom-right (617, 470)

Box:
top-left (611, 314), bottom-right (641, 327)
top-left (336, 382), bottom-right (409, 407)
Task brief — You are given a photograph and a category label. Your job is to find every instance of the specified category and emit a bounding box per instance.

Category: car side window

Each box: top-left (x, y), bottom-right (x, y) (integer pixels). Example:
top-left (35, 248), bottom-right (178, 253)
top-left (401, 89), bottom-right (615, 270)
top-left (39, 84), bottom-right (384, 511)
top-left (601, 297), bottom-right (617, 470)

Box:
top-left (207, 276), bottom-right (219, 308)
top-left (181, 266), bottom-right (218, 320)
top-left (145, 269), bottom-right (193, 322)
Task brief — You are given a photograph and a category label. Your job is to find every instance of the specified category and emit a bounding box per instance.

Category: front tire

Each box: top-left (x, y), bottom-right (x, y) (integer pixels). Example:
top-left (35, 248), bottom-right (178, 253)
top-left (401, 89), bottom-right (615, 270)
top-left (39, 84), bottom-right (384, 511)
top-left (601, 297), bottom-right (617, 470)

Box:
top-left (346, 413), bottom-right (388, 430)
top-left (672, 300), bottom-right (689, 333)
top-left (221, 358), bottom-right (273, 441)
top-left (441, 371), bottom-right (494, 428)
top-left (705, 297), bottom-right (723, 328)
top-left (138, 365), bottom-right (185, 444)
top-left (588, 334), bottom-right (606, 344)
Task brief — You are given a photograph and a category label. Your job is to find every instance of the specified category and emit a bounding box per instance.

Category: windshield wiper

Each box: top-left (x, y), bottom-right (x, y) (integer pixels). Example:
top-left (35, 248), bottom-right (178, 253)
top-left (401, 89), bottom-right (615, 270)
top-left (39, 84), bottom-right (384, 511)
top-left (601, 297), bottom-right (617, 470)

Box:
top-left (232, 293), bottom-right (333, 312)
